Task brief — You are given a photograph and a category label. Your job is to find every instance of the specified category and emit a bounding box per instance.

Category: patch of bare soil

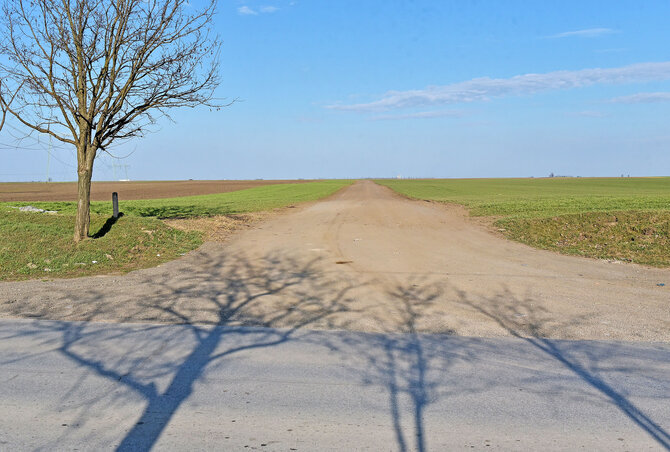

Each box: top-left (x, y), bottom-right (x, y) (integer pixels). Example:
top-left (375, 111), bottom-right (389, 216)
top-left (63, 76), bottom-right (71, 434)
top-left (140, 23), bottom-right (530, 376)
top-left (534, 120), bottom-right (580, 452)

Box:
top-left (0, 181), bottom-right (668, 342)
top-left (163, 212), bottom-right (274, 243)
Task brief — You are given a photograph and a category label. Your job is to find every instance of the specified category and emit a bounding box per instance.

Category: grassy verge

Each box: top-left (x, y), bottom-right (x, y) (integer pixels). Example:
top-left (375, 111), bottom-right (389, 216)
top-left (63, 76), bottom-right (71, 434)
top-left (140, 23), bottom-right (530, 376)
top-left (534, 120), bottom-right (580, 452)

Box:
top-left (376, 178), bottom-right (670, 267)
top-left (500, 211), bottom-right (670, 267)
top-left (0, 211), bottom-right (202, 281)
top-left (1, 180), bottom-right (352, 281)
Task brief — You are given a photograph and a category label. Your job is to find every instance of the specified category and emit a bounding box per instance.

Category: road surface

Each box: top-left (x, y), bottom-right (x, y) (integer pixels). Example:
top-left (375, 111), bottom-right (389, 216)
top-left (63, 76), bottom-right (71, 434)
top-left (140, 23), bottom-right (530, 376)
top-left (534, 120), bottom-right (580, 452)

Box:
top-left (1, 180), bottom-right (670, 450)
top-left (0, 318), bottom-right (669, 451)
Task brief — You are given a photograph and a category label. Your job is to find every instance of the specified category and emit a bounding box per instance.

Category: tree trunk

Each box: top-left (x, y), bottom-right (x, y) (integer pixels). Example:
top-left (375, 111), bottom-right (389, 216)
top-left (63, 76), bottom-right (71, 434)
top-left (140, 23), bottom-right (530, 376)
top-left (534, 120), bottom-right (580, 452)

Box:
top-left (74, 167), bottom-right (93, 242)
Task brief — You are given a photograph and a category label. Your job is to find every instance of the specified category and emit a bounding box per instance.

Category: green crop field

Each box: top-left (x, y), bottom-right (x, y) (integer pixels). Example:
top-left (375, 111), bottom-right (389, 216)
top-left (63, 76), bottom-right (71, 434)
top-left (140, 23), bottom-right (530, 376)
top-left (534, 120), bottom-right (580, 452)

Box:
top-left (0, 180), bottom-right (352, 281)
top-left (377, 178), bottom-right (670, 267)
top-left (2, 180), bottom-right (352, 218)
top-left (376, 177), bottom-right (670, 218)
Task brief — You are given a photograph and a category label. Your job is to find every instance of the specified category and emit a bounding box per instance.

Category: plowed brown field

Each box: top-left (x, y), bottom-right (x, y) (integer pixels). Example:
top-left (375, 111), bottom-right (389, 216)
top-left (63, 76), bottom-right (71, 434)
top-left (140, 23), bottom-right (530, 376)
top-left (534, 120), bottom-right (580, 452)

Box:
top-left (0, 179), bottom-right (309, 202)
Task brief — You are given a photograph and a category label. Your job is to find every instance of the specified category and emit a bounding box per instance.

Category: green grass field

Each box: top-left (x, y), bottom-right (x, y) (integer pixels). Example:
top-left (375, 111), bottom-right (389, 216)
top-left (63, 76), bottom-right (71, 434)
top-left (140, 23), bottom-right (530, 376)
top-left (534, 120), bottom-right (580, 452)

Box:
top-left (3, 180), bottom-right (352, 218)
top-left (376, 177), bottom-right (670, 218)
top-left (377, 177), bottom-right (670, 267)
top-left (0, 180), bottom-right (352, 281)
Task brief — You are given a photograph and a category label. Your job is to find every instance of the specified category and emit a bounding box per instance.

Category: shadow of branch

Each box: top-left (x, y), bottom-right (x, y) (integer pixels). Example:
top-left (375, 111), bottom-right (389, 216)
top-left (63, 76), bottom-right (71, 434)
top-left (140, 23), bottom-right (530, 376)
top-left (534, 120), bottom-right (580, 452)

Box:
top-left (28, 249), bottom-right (358, 451)
top-left (454, 285), bottom-right (670, 450)
top-left (318, 278), bottom-right (476, 452)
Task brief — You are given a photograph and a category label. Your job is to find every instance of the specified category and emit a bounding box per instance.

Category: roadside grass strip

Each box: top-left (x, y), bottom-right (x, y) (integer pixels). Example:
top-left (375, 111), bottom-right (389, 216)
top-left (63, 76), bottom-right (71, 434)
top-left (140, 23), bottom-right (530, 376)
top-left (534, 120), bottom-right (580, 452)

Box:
top-left (0, 211), bottom-right (202, 281)
top-left (0, 180), bottom-right (352, 281)
top-left (500, 211), bottom-right (670, 267)
top-left (377, 178), bottom-right (670, 267)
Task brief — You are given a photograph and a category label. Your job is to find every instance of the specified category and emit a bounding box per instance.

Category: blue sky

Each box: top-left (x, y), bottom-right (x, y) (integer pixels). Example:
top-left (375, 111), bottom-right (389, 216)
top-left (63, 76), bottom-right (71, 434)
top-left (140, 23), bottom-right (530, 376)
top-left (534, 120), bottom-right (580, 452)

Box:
top-left (3, 0), bottom-right (670, 181)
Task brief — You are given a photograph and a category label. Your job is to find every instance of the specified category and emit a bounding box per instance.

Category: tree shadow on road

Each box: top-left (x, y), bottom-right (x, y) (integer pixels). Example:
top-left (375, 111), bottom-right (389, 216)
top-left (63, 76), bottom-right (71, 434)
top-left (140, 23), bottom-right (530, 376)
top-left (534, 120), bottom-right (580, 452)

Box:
top-left (316, 278), bottom-right (485, 452)
top-left (3, 249), bottom-right (359, 451)
top-left (2, 262), bottom-right (670, 450)
top-left (454, 285), bottom-right (670, 450)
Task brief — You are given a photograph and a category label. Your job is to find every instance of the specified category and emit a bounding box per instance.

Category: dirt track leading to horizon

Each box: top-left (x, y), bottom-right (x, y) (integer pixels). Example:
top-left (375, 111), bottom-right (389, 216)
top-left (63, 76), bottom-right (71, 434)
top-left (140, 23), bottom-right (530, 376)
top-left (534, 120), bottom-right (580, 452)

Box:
top-left (1, 180), bottom-right (668, 341)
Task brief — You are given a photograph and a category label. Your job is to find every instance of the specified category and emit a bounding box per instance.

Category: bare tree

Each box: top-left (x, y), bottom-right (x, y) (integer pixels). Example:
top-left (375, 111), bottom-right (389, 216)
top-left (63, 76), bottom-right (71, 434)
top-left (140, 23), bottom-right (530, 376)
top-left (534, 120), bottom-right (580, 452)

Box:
top-left (0, 0), bottom-right (221, 241)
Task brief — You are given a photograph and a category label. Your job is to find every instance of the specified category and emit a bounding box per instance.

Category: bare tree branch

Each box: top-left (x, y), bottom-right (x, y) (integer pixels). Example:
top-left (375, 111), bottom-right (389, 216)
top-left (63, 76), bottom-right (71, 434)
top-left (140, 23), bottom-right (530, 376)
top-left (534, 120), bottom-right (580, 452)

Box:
top-left (0, 0), bottom-right (222, 241)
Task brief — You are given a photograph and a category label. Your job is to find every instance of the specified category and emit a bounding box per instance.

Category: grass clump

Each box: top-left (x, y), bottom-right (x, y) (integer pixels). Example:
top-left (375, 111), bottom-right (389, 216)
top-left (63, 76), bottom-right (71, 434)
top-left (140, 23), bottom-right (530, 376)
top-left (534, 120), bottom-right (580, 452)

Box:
top-left (377, 178), bottom-right (670, 267)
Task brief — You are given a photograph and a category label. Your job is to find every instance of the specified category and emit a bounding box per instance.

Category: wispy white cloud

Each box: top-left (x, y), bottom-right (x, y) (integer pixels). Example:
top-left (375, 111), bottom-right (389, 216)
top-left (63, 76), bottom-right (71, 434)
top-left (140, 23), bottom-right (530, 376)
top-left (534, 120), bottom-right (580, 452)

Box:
top-left (370, 110), bottom-right (464, 121)
top-left (237, 6), bottom-right (258, 15)
top-left (548, 28), bottom-right (618, 38)
top-left (238, 5), bottom-right (279, 16)
top-left (328, 62), bottom-right (670, 113)
top-left (610, 92), bottom-right (670, 103)
top-left (571, 111), bottom-right (606, 118)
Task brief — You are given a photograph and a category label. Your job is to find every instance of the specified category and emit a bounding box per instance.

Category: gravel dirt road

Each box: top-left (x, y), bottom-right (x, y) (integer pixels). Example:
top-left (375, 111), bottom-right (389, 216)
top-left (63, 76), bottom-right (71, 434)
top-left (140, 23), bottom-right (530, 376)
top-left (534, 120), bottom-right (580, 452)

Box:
top-left (1, 180), bottom-right (668, 341)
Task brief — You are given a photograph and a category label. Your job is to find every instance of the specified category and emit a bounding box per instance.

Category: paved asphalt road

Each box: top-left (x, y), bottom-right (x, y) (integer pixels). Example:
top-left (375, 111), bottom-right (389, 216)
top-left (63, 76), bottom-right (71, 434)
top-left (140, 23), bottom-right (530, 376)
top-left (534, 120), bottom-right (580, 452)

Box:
top-left (0, 319), bottom-right (669, 451)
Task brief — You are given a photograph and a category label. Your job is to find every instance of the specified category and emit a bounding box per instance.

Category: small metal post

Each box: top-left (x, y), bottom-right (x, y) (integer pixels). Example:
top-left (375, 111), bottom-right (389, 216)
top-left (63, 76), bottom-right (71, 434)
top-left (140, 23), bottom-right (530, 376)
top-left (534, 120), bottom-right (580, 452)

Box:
top-left (112, 192), bottom-right (119, 218)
